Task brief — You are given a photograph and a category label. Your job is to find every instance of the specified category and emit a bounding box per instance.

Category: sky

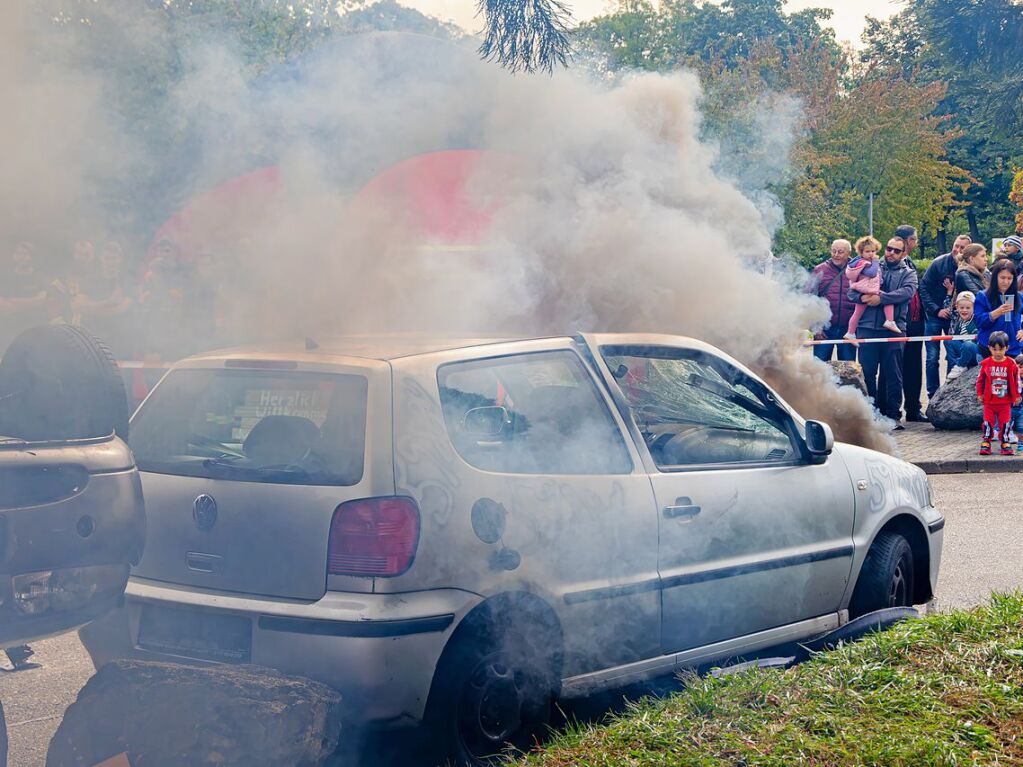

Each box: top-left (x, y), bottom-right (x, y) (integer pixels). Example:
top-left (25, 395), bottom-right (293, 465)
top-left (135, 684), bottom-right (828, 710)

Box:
top-left (403, 0), bottom-right (907, 48)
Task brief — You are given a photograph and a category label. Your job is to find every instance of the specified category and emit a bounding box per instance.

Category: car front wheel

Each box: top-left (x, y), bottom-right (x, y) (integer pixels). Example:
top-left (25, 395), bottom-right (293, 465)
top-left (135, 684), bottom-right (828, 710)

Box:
top-left (849, 531), bottom-right (915, 618)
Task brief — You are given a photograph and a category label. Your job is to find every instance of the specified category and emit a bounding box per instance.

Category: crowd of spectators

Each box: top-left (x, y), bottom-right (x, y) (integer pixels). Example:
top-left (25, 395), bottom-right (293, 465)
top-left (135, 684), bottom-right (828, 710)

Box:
top-left (0, 238), bottom-right (217, 362)
top-left (811, 227), bottom-right (1023, 436)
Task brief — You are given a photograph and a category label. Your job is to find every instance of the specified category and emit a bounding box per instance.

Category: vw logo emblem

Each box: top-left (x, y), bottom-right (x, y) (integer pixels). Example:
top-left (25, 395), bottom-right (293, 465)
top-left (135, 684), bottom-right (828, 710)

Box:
top-left (193, 494), bottom-right (218, 531)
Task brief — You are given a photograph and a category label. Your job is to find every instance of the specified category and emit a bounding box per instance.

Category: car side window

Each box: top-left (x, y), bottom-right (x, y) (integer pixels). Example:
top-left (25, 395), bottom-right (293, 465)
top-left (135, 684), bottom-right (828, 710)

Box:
top-left (437, 351), bottom-right (632, 475)
top-left (601, 347), bottom-right (800, 469)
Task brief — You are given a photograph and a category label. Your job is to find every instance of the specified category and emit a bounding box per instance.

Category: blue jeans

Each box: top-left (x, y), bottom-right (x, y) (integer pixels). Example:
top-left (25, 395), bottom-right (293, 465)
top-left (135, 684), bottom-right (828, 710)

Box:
top-left (813, 324), bottom-right (857, 363)
top-left (924, 316), bottom-right (950, 397)
top-left (946, 340), bottom-right (980, 370)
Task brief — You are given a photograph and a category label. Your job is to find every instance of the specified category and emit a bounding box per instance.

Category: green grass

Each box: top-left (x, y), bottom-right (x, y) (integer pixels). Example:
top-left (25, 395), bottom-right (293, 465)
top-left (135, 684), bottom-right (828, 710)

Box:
top-left (521, 594), bottom-right (1023, 767)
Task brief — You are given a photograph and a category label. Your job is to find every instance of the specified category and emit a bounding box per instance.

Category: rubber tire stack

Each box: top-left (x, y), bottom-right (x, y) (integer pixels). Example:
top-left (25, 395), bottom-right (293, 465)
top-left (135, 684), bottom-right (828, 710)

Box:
top-left (0, 325), bottom-right (129, 442)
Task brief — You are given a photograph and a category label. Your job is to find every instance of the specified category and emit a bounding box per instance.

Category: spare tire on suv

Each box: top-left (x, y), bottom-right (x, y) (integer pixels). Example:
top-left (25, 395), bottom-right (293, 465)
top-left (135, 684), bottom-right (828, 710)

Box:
top-left (0, 325), bottom-right (130, 441)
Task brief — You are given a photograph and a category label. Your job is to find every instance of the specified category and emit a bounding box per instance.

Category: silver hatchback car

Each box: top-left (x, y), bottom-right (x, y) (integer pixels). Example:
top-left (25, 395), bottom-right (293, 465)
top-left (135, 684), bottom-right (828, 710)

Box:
top-left (85, 333), bottom-right (943, 765)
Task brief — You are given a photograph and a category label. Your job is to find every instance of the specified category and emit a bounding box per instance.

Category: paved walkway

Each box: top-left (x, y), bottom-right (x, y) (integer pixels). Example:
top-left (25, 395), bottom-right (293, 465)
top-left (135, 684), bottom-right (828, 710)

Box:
top-left (894, 421), bottom-right (1022, 474)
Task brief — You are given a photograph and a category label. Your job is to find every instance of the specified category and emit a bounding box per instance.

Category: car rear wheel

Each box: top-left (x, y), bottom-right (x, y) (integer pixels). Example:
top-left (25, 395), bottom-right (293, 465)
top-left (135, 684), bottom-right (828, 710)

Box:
top-left (429, 625), bottom-right (555, 766)
top-left (0, 325), bottom-right (129, 441)
top-left (849, 531), bottom-right (915, 618)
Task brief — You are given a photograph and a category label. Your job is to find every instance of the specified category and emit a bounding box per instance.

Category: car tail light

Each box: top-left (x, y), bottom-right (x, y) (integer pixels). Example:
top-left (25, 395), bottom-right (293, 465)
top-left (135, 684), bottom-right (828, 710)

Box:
top-left (328, 497), bottom-right (420, 577)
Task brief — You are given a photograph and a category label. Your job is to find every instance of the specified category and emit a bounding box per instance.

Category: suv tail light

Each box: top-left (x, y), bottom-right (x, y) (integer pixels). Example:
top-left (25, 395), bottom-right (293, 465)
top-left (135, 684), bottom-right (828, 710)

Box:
top-left (328, 497), bottom-right (420, 577)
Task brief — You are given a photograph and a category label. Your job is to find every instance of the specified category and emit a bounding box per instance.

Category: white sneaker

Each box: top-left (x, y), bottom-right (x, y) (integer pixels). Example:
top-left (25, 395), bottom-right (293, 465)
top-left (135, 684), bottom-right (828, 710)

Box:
top-left (882, 320), bottom-right (901, 333)
top-left (1010, 430), bottom-right (1019, 445)
top-left (946, 365), bottom-right (967, 381)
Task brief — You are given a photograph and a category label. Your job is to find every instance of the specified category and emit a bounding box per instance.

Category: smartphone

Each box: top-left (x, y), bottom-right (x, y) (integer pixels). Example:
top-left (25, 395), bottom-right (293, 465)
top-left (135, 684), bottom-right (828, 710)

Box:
top-left (1003, 294), bottom-right (1016, 312)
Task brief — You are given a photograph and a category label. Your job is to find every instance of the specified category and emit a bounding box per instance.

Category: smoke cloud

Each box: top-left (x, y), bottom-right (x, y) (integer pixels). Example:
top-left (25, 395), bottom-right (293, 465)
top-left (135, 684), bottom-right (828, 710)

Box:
top-left (0, 1), bottom-right (893, 454)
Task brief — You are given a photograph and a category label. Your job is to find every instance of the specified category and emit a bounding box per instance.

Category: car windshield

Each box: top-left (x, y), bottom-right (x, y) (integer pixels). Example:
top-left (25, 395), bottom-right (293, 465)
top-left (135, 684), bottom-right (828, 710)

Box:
top-left (600, 346), bottom-right (797, 467)
top-left (603, 353), bottom-right (776, 432)
top-left (130, 369), bottom-right (368, 485)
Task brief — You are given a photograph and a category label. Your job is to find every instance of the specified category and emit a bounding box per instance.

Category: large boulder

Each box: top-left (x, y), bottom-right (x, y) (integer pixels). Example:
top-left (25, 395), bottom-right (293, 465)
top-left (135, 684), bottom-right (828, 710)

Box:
top-left (928, 368), bottom-right (983, 430)
top-left (828, 360), bottom-right (869, 397)
top-left (46, 661), bottom-right (344, 767)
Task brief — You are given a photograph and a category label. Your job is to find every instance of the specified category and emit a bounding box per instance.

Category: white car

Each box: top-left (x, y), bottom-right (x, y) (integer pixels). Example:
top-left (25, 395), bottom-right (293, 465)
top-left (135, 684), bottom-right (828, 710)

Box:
top-left (84, 333), bottom-right (943, 766)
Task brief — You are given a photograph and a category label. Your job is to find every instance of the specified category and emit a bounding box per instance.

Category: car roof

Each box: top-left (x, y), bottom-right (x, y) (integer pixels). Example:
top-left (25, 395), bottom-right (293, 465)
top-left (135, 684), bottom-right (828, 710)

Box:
top-left (181, 334), bottom-right (539, 363)
top-left (178, 332), bottom-right (714, 365)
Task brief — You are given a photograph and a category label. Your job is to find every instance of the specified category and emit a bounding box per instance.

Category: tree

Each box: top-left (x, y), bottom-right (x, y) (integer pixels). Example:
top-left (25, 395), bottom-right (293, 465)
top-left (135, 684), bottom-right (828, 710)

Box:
top-left (577, 0), bottom-right (839, 74)
top-left (477, 0), bottom-right (572, 73)
top-left (858, 0), bottom-right (1023, 245)
top-left (34, 0), bottom-right (462, 239)
top-left (1011, 168), bottom-right (1023, 235)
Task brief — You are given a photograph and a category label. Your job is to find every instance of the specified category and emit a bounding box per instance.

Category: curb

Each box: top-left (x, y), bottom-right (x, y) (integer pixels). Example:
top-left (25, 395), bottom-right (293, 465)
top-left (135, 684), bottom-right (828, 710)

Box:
top-left (913, 458), bottom-right (1023, 475)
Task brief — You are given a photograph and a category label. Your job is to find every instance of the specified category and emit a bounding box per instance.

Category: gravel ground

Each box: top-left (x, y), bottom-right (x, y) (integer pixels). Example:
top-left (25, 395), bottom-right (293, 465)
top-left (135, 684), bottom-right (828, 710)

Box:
top-left (2, 473), bottom-right (1019, 767)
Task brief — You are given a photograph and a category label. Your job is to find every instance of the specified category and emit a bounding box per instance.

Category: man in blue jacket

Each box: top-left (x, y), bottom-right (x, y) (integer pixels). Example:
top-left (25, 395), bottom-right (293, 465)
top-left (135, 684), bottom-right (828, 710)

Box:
top-left (850, 236), bottom-right (918, 429)
top-left (920, 234), bottom-right (972, 396)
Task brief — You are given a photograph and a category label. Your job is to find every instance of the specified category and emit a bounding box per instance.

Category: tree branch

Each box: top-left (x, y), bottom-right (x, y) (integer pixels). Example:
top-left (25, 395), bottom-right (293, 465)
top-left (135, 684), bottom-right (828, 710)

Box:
top-left (477, 0), bottom-right (572, 74)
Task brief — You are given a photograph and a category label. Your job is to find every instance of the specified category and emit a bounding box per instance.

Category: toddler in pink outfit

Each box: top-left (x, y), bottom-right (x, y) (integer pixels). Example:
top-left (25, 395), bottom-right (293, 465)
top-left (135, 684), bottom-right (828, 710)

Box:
top-left (844, 235), bottom-right (901, 339)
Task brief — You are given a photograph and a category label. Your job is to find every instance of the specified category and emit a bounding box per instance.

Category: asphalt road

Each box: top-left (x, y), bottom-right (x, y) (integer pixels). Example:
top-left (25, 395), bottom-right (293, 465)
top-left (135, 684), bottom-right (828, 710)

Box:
top-left (2, 474), bottom-right (1020, 767)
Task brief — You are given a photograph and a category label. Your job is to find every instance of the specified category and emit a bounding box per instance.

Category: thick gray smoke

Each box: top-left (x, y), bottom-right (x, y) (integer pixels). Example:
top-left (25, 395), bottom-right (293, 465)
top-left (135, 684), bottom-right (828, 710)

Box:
top-left (0, 2), bottom-right (893, 454)
top-left (0, 4), bottom-right (132, 246)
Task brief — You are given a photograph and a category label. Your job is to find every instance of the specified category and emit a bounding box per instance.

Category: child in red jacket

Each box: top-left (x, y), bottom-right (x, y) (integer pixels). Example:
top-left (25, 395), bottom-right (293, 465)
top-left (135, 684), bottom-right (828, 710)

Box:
top-left (976, 331), bottom-right (1022, 455)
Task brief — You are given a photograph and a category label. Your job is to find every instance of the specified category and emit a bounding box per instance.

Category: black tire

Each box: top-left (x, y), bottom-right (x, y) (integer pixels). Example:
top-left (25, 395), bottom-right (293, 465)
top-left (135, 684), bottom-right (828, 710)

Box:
top-left (849, 531), bottom-right (915, 618)
top-left (0, 699), bottom-right (7, 767)
top-left (427, 624), bottom-right (556, 766)
top-left (0, 325), bottom-right (129, 442)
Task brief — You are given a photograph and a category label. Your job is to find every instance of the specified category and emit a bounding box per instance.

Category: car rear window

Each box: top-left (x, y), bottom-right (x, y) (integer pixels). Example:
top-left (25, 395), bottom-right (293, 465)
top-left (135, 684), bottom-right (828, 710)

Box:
top-left (131, 369), bottom-right (368, 485)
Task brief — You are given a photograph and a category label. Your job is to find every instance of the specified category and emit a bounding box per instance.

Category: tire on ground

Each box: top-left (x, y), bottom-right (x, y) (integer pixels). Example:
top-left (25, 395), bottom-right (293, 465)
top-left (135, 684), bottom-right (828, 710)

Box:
top-left (0, 325), bottom-right (129, 442)
top-left (427, 620), bottom-right (558, 766)
top-left (849, 530), bottom-right (915, 618)
top-left (0, 699), bottom-right (7, 767)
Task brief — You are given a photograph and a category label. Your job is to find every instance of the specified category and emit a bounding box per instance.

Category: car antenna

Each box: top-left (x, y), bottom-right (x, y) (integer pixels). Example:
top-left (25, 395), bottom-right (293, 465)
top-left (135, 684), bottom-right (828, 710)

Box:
top-left (305, 337), bottom-right (320, 351)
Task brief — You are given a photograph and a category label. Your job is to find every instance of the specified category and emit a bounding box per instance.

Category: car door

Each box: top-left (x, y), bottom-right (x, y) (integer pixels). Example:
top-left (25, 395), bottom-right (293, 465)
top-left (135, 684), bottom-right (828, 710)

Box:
top-left (387, 339), bottom-right (663, 676)
top-left (585, 335), bottom-right (856, 654)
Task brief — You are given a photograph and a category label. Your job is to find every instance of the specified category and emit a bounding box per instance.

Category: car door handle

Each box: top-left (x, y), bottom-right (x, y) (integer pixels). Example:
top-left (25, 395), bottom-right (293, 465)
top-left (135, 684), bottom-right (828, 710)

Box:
top-left (663, 498), bottom-right (702, 520)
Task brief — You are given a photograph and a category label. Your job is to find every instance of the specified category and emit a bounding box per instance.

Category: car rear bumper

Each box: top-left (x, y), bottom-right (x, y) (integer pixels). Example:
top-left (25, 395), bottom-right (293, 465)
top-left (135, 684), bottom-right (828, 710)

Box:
top-left (0, 438), bottom-right (145, 646)
top-left (81, 577), bottom-right (482, 725)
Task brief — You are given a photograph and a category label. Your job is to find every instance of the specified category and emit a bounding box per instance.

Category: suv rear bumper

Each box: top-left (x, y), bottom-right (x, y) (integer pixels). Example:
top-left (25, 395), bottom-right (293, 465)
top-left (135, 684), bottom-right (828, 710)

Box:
top-left (0, 436), bottom-right (145, 646)
top-left (81, 577), bottom-right (482, 725)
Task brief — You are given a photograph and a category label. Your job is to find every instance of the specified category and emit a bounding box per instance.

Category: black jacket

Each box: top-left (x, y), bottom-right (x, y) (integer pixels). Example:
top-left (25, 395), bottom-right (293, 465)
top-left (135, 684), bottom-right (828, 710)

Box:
top-left (955, 266), bottom-right (987, 297)
top-left (920, 253), bottom-right (958, 320)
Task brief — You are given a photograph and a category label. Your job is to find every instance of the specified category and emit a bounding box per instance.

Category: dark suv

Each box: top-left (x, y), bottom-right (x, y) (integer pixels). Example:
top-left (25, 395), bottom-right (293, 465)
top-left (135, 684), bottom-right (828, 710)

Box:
top-left (0, 326), bottom-right (146, 764)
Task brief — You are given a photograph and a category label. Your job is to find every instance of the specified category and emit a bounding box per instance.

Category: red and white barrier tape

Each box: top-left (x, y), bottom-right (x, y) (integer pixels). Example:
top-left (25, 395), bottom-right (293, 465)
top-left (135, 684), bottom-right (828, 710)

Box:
top-left (802, 334), bottom-right (976, 347)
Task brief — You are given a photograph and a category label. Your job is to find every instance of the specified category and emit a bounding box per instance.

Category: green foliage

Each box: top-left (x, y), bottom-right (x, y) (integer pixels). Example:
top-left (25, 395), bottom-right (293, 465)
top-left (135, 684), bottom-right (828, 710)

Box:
top-left (522, 593), bottom-right (1023, 766)
top-left (574, 0), bottom-right (988, 265)
top-left (576, 0), bottom-right (840, 73)
top-left (1012, 168), bottom-right (1023, 235)
top-left (858, 0), bottom-right (1023, 247)
top-left (807, 77), bottom-right (972, 243)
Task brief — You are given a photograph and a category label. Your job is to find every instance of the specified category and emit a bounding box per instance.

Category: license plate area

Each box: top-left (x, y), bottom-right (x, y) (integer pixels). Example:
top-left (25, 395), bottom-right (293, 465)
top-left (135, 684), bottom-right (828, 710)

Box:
top-left (138, 604), bottom-right (252, 663)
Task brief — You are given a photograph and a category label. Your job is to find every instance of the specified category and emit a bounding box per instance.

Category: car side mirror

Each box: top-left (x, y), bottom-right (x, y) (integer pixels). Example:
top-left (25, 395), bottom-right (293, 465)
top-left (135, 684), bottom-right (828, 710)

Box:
top-left (805, 420), bottom-right (834, 457)
top-left (462, 406), bottom-right (510, 437)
